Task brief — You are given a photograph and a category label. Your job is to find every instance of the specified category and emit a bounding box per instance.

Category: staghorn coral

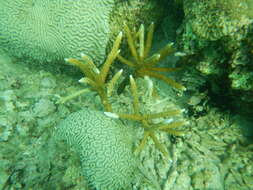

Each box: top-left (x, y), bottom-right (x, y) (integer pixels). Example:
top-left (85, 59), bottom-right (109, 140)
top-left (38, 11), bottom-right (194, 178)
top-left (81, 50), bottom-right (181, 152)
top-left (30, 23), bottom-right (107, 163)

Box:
top-left (55, 109), bottom-right (137, 190)
top-left (61, 32), bottom-right (123, 112)
top-left (56, 22), bottom-right (187, 188)
top-left (105, 75), bottom-right (187, 158)
top-left (0, 0), bottom-right (114, 64)
top-left (59, 23), bottom-right (187, 158)
top-left (118, 23), bottom-right (186, 91)
top-left (52, 33), bottom-right (189, 190)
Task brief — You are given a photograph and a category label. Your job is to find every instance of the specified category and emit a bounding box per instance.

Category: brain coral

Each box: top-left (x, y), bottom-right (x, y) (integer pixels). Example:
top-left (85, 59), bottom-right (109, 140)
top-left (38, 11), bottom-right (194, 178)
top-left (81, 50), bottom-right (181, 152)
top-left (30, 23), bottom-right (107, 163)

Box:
top-left (55, 109), bottom-right (137, 190)
top-left (0, 0), bottom-right (114, 64)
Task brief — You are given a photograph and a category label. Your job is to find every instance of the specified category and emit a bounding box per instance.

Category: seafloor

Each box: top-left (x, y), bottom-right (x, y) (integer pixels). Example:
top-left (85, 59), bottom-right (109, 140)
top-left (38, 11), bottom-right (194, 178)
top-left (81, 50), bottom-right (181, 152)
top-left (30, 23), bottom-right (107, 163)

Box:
top-left (0, 45), bottom-right (252, 190)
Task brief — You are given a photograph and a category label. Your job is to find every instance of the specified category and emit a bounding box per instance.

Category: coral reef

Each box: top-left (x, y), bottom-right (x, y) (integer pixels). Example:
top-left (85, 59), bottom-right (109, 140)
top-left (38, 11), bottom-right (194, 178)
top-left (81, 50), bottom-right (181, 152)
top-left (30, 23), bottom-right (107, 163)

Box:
top-left (0, 39), bottom-right (253, 190)
top-left (183, 0), bottom-right (253, 41)
top-left (1, 1), bottom-right (253, 189)
top-left (174, 0), bottom-right (253, 115)
top-left (55, 109), bottom-right (137, 190)
top-left (61, 23), bottom-right (187, 159)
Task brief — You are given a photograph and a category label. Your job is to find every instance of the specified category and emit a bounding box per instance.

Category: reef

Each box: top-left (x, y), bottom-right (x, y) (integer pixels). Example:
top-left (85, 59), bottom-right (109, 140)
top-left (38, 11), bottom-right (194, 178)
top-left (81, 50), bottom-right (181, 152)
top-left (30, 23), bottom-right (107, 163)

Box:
top-left (174, 0), bottom-right (253, 115)
top-left (1, 1), bottom-right (253, 190)
top-left (57, 23), bottom-right (187, 189)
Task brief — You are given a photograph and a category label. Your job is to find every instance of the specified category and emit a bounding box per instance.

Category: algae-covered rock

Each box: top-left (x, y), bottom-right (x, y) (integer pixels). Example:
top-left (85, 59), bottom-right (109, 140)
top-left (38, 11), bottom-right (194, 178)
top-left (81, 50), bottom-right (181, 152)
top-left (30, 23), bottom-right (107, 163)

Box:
top-left (55, 109), bottom-right (137, 190)
top-left (173, 0), bottom-right (253, 115)
top-left (110, 0), bottom-right (166, 41)
top-left (183, 0), bottom-right (253, 41)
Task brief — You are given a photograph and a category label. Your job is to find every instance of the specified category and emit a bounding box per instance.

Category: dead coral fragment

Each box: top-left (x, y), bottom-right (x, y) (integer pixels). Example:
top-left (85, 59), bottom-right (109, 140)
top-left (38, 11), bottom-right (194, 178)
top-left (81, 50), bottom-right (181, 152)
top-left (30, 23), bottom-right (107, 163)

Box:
top-left (59, 32), bottom-right (123, 112)
top-left (105, 76), bottom-right (187, 158)
top-left (118, 23), bottom-right (186, 91)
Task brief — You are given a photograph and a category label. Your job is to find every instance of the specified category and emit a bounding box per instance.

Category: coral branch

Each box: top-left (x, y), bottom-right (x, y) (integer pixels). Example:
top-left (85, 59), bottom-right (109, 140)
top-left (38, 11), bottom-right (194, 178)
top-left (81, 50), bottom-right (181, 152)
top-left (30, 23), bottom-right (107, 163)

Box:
top-left (62, 32), bottom-right (123, 112)
top-left (118, 23), bottom-right (185, 91)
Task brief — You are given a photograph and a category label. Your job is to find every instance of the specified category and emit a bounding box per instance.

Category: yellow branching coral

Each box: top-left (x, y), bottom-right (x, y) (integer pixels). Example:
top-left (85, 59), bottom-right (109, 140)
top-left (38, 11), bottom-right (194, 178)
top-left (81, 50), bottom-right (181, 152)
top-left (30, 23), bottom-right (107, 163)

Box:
top-left (58, 32), bottom-right (123, 112)
top-left (58, 23), bottom-right (188, 159)
top-left (117, 23), bottom-right (186, 91)
top-left (105, 76), bottom-right (187, 158)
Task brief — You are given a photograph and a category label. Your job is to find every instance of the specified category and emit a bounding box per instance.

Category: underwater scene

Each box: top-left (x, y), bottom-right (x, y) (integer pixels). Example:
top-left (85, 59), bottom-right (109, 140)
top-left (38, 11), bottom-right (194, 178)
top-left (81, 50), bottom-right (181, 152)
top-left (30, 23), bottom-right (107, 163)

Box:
top-left (0, 0), bottom-right (253, 189)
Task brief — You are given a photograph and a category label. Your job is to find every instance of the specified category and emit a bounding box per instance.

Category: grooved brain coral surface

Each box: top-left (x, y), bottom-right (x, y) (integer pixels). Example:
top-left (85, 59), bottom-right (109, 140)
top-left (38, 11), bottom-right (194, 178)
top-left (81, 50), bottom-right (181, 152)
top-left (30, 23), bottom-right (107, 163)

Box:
top-left (56, 109), bottom-right (137, 190)
top-left (0, 0), bottom-right (114, 64)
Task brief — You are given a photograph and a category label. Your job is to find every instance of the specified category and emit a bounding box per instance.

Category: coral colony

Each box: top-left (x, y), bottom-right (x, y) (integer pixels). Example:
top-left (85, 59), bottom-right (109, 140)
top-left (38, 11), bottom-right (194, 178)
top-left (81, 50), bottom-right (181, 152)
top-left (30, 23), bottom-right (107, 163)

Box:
top-left (62, 24), bottom-right (187, 157)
